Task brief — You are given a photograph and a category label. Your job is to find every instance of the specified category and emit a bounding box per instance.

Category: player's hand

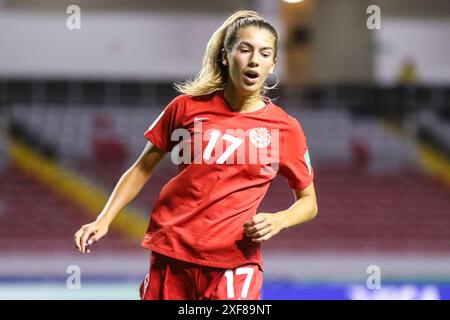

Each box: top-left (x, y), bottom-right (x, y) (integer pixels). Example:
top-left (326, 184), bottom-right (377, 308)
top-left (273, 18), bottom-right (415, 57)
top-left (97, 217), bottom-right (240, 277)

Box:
top-left (243, 212), bottom-right (284, 243)
top-left (74, 221), bottom-right (109, 254)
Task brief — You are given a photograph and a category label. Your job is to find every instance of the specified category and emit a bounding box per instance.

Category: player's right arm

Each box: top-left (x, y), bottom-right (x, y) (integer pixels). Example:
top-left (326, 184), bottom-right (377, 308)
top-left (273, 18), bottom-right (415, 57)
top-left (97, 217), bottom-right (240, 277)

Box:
top-left (74, 142), bottom-right (167, 254)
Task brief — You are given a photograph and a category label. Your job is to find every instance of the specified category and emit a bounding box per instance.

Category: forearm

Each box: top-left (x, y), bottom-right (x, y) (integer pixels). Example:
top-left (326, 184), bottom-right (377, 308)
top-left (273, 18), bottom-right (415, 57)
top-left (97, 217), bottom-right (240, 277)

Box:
top-left (276, 195), bottom-right (318, 230)
top-left (96, 164), bottom-right (151, 226)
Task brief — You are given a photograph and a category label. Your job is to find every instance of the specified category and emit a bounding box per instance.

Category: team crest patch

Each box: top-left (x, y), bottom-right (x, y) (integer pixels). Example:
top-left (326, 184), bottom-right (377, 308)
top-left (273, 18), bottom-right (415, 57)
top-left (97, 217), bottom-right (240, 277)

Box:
top-left (249, 127), bottom-right (271, 148)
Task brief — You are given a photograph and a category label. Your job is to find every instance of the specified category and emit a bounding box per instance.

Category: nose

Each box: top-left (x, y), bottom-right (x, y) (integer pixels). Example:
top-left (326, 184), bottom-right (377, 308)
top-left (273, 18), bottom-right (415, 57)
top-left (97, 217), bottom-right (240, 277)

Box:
top-left (248, 52), bottom-right (259, 67)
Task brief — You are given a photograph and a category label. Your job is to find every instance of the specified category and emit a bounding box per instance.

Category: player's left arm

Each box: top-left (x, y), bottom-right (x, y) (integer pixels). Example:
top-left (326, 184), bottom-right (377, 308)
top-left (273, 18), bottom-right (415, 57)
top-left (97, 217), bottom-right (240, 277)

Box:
top-left (243, 182), bottom-right (318, 243)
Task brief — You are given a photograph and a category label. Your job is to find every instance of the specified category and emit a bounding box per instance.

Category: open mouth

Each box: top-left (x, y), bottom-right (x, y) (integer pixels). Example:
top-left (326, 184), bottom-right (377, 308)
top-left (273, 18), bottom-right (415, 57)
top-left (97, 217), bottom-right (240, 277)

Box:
top-left (243, 70), bottom-right (259, 84)
top-left (244, 70), bottom-right (259, 79)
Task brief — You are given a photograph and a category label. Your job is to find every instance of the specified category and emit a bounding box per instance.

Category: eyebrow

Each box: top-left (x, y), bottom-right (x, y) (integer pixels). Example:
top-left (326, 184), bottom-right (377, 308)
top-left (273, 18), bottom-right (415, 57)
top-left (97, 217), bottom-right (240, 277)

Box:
top-left (238, 41), bottom-right (273, 51)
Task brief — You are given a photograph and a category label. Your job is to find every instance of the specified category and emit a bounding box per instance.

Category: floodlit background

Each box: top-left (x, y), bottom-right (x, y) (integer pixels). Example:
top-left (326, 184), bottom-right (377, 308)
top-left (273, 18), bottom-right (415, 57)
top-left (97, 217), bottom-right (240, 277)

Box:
top-left (0, 0), bottom-right (449, 300)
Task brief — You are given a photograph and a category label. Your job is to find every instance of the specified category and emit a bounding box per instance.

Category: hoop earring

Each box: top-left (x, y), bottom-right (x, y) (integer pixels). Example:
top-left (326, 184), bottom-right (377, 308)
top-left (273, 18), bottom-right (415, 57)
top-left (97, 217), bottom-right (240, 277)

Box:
top-left (264, 72), bottom-right (279, 90)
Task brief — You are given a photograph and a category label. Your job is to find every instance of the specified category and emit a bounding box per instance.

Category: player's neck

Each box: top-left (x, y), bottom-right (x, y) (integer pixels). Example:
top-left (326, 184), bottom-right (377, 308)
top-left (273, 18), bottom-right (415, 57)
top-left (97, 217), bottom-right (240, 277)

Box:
top-left (223, 86), bottom-right (265, 113)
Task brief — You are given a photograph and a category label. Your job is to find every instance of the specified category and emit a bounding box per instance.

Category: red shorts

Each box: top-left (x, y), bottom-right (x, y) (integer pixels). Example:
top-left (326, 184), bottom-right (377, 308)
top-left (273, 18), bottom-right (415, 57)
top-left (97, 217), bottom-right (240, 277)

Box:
top-left (139, 252), bottom-right (263, 300)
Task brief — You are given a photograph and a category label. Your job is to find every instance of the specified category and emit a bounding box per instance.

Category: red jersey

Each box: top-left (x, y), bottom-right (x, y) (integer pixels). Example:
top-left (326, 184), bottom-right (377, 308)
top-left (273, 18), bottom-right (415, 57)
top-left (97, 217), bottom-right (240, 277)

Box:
top-left (141, 90), bottom-right (314, 269)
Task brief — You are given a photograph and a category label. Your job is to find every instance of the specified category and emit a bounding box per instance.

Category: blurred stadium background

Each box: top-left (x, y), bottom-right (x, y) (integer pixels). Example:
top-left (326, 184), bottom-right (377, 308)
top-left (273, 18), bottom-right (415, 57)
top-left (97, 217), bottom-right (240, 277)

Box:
top-left (0, 0), bottom-right (449, 300)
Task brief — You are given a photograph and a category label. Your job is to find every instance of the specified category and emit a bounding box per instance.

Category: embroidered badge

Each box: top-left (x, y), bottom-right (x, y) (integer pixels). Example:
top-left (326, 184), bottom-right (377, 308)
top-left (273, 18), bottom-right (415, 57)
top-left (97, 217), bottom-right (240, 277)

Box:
top-left (249, 127), bottom-right (271, 149)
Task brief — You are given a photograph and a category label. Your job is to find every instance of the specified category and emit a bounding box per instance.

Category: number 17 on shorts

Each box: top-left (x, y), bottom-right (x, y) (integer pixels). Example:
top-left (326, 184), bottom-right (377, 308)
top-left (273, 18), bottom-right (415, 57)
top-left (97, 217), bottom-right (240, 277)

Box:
top-left (210, 265), bottom-right (263, 300)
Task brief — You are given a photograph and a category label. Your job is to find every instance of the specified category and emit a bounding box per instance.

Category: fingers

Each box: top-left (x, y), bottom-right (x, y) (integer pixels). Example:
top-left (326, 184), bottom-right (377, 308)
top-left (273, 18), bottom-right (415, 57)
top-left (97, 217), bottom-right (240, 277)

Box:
top-left (86, 235), bottom-right (98, 248)
top-left (243, 220), bottom-right (270, 236)
top-left (251, 231), bottom-right (274, 243)
top-left (243, 213), bottom-right (282, 243)
top-left (80, 229), bottom-right (91, 253)
top-left (246, 226), bottom-right (271, 240)
top-left (244, 217), bottom-right (272, 243)
top-left (80, 226), bottom-right (95, 254)
top-left (74, 227), bottom-right (90, 252)
top-left (74, 229), bottom-right (82, 251)
top-left (88, 227), bottom-right (107, 246)
top-left (243, 213), bottom-right (267, 228)
top-left (74, 223), bottom-right (107, 254)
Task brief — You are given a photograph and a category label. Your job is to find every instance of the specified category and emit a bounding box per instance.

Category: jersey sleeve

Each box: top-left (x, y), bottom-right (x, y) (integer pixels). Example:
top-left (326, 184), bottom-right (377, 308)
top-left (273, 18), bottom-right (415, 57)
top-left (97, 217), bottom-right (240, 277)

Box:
top-left (143, 95), bottom-right (185, 152)
top-left (279, 118), bottom-right (314, 190)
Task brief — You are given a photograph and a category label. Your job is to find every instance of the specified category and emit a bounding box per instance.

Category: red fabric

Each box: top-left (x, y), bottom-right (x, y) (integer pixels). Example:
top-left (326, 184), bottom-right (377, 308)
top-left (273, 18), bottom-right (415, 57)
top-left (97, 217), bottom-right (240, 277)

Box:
top-left (141, 90), bottom-right (314, 269)
top-left (139, 252), bottom-right (263, 300)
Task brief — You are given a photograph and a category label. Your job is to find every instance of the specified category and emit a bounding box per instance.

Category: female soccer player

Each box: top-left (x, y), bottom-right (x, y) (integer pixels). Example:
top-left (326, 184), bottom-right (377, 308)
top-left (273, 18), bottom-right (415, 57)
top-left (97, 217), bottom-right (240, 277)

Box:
top-left (74, 10), bottom-right (318, 300)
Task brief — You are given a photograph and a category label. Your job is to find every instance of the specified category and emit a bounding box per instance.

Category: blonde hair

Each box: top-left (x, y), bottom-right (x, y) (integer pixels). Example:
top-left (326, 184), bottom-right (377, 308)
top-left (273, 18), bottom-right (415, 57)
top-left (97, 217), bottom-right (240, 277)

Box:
top-left (174, 10), bottom-right (279, 97)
